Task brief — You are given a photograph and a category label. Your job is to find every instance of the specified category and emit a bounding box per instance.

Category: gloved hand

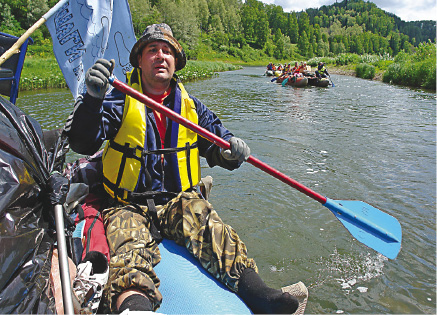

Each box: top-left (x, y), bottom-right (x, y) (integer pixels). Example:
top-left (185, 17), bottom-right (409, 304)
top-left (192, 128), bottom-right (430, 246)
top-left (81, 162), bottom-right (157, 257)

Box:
top-left (85, 58), bottom-right (115, 99)
top-left (221, 137), bottom-right (250, 163)
top-left (47, 172), bottom-right (70, 206)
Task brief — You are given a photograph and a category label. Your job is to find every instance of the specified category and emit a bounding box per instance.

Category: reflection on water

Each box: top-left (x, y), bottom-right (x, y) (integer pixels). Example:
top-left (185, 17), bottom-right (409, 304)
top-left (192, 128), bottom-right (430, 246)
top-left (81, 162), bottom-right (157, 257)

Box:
top-left (15, 67), bottom-right (436, 314)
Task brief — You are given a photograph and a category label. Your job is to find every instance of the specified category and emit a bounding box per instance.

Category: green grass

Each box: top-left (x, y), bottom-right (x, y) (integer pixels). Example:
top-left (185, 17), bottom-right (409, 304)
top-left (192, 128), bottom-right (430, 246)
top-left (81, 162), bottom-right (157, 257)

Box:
top-left (18, 56), bottom-right (241, 91)
top-left (20, 56), bottom-right (67, 90)
top-left (178, 60), bottom-right (242, 81)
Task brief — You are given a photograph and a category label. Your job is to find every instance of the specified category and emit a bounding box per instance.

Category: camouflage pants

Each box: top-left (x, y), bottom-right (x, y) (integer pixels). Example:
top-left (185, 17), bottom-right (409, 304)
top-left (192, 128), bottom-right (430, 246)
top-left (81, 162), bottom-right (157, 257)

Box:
top-left (102, 191), bottom-right (257, 312)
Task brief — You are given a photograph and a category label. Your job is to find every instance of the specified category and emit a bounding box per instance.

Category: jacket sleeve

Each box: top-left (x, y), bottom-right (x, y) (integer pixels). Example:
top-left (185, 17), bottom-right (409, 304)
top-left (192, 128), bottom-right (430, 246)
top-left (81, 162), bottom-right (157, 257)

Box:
top-left (64, 90), bottom-right (125, 155)
top-left (191, 95), bottom-right (242, 171)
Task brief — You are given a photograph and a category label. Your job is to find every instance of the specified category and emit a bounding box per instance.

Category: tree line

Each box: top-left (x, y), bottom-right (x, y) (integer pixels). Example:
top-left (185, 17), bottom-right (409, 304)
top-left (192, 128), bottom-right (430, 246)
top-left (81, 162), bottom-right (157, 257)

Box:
top-left (0, 0), bottom-right (435, 61)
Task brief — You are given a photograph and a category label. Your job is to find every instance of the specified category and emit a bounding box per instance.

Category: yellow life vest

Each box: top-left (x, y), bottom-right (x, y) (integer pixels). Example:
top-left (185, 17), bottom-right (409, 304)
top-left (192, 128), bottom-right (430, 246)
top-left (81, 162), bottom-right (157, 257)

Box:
top-left (102, 68), bottom-right (200, 202)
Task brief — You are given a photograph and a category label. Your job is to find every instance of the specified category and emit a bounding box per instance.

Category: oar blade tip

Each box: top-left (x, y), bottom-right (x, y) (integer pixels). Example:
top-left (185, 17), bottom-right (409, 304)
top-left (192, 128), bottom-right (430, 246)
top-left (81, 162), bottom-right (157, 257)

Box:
top-left (324, 198), bottom-right (402, 259)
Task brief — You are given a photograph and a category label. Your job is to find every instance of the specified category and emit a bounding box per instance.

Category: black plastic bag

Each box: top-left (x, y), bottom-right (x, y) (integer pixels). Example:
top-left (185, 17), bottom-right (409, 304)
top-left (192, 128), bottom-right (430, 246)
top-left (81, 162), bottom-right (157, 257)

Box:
top-left (0, 95), bottom-right (69, 313)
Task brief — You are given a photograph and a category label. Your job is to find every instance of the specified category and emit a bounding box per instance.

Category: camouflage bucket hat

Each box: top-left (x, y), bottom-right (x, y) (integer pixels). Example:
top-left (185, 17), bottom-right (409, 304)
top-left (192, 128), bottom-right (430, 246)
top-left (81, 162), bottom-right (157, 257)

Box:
top-left (129, 23), bottom-right (186, 71)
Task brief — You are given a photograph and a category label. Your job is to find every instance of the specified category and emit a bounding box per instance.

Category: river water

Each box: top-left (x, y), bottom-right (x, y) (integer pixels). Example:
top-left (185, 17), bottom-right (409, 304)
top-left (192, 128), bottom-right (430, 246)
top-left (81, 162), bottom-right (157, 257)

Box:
top-left (16, 67), bottom-right (436, 314)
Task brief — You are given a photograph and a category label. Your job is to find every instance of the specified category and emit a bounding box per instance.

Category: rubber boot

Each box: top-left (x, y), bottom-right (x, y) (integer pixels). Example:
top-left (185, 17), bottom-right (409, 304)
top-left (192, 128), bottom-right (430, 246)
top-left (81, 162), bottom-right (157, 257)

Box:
top-left (118, 294), bottom-right (153, 313)
top-left (237, 268), bottom-right (299, 314)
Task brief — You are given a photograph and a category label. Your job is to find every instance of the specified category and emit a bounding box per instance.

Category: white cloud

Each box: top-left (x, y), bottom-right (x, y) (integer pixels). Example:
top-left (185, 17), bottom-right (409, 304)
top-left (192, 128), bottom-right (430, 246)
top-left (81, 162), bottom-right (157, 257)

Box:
top-left (258, 0), bottom-right (437, 21)
top-left (371, 0), bottom-right (437, 21)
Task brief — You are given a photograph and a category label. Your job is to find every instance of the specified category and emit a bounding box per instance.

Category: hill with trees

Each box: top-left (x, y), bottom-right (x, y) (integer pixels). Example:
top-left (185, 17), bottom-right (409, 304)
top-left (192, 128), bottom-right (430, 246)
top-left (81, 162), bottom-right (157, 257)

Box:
top-left (0, 0), bottom-right (435, 61)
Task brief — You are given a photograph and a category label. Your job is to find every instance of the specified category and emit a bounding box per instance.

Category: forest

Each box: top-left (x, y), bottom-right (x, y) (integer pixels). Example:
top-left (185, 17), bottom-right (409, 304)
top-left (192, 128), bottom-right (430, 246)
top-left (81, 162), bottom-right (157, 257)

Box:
top-left (0, 0), bottom-right (435, 62)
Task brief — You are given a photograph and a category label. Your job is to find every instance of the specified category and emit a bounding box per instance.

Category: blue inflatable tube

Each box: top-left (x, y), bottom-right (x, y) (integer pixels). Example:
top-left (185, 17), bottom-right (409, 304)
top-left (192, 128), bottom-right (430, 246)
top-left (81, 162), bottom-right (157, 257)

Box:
top-left (155, 239), bottom-right (252, 314)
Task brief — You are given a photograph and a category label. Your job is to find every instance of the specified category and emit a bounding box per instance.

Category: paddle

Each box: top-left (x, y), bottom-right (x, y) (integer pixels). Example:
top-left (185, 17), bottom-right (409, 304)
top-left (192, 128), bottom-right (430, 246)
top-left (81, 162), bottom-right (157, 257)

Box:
top-left (271, 77), bottom-right (278, 82)
top-left (108, 77), bottom-right (402, 259)
top-left (328, 74), bottom-right (335, 87)
top-left (281, 77), bottom-right (289, 86)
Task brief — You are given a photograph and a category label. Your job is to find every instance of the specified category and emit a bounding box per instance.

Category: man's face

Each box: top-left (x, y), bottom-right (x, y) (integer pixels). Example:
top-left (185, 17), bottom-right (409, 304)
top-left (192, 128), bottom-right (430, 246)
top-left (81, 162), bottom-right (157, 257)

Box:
top-left (137, 40), bottom-right (176, 89)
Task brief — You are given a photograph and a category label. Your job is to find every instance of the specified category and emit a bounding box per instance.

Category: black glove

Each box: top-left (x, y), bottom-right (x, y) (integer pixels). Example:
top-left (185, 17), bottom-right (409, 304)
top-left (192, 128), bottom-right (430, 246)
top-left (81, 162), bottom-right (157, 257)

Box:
top-left (47, 172), bottom-right (70, 206)
top-left (85, 58), bottom-right (115, 99)
top-left (220, 137), bottom-right (250, 162)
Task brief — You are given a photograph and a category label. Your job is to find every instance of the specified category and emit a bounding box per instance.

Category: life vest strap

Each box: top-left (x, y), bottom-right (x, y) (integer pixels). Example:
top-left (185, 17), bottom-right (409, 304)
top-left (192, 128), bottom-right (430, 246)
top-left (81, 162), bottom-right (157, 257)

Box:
top-left (142, 142), bottom-right (198, 157)
top-left (127, 202), bottom-right (163, 244)
top-left (109, 139), bottom-right (198, 157)
top-left (103, 175), bottom-right (178, 203)
top-left (108, 140), bottom-right (143, 161)
top-left (185, 142), bottom-right (193, 188)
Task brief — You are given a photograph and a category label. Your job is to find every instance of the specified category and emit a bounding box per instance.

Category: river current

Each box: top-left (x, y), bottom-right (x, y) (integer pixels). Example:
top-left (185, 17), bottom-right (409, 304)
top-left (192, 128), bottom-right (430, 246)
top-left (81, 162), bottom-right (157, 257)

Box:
top-left (16, 67), bottom-right (436, 314)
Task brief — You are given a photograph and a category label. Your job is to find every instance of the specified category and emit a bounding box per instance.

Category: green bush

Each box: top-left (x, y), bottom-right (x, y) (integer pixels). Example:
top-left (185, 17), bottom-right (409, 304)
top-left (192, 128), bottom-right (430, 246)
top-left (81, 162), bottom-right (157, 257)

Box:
top-left (412, 41), bottom-right (436, 62)
top-left (307, 56), bottom-right (336, 67)
top-left (381, 42), bottom-right (436, 90)
top-left (359, 54), bottom-right (379, 64)
top-left (228, 46), bottom-right (245, 59)
top-left (356, 63), bottom-right (376, 79)
top-left (393, 51), bottom-right (410, 63)
top-left (383, 56), bottom-right (436, 90)
top-left (421, 59), bottom-right (436, 90)
top-left (372, 59), bottom-right (393, 70)
top-left (383, 62), bottom-right (401, 83)
top-left (398, 61), bottom-right (415, 86)
top-left (335, 53), bottom-right (360, 65)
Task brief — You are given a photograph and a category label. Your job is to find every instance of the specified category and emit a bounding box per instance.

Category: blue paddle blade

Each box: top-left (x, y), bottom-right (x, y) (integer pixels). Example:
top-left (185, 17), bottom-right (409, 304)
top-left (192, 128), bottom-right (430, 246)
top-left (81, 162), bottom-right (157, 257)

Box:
top-left (323, 198), bottom-right (402, 259)
top-left (282, 78), bottom-right (289, 86)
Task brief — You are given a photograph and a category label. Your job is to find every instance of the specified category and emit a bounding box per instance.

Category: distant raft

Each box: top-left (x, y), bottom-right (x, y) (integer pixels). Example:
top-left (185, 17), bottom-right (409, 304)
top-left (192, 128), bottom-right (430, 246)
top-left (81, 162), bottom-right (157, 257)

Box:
top-left (276, 75), bottom-right (308, 87)
top-left (307, 77), bottom-right (330, 87)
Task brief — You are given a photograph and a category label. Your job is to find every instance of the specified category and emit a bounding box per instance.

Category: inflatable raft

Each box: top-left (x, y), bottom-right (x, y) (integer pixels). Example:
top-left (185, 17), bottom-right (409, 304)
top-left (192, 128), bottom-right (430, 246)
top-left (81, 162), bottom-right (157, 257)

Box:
top-left (285, 76), bottom-right (308, 87)
top-left (307, 77), bottom-right (330, 87)
top-left (276, 75), bottom-right (308, 87)
top-left (265, 70), bottom-right (282, 77)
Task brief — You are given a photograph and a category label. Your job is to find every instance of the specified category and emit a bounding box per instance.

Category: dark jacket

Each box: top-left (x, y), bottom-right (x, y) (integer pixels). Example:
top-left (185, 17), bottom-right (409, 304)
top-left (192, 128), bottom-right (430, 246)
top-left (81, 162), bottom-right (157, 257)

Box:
top-left (66, 77), bottom-right (240, 204)
top-left (317, 64), bottom-right (328, 75)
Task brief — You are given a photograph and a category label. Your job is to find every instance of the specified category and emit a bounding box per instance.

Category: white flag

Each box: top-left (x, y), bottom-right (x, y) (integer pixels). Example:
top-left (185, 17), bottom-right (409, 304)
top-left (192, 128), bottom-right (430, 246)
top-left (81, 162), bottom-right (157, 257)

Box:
top-left (45, 0), bottom-right (136, 99)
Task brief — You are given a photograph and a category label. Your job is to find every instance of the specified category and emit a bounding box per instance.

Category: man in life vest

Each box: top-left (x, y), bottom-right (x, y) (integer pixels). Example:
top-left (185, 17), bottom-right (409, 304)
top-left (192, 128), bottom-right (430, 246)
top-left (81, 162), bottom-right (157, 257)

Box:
top-left (315, 62), bottom-right (329, 78)
top-left (65, 23), bottom-right (300, 314)
top-left (291, 61), bottom-right (299, 74)
top-left (285, 63), bottom-right (291, 73)
top-left (299, 62), bottom-right (308, 74)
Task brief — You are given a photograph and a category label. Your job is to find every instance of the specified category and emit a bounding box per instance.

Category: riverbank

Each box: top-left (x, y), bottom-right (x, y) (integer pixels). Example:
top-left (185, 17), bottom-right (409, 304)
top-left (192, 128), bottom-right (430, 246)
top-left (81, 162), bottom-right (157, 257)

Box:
top-left (326, 66), bottom-right (355, 77)
top-left (19, 57), bottom-right (242, 91)
top-left (16, 49), bottom-right (435, 92)
top-left (325, 65), bottom-right (384, 81)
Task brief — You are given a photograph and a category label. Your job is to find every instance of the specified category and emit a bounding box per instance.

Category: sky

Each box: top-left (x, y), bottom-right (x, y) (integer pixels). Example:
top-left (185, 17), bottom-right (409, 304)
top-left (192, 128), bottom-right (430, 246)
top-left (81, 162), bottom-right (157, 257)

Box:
top-left (259, 0), bottom-right (437, 21)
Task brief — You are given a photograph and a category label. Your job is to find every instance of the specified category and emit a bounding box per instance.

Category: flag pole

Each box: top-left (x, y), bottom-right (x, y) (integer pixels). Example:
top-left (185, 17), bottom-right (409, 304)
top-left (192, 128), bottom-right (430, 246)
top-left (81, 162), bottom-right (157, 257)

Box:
top-left (0, 0), bottom-right (68, 66)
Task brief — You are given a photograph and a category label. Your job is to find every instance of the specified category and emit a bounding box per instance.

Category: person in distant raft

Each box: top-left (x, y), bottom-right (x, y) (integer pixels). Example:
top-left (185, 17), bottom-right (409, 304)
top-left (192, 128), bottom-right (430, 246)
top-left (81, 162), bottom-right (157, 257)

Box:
top-left (65, 23), bottom-right (304, 314)
top-left (315, 62), bottom-right (329, 78)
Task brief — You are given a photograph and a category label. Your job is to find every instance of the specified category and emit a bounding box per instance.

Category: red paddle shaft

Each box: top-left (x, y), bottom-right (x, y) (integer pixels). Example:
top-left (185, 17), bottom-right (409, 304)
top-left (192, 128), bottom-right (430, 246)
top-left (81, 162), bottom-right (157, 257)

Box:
top-left (110, 77), bottom-right (327, 204)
